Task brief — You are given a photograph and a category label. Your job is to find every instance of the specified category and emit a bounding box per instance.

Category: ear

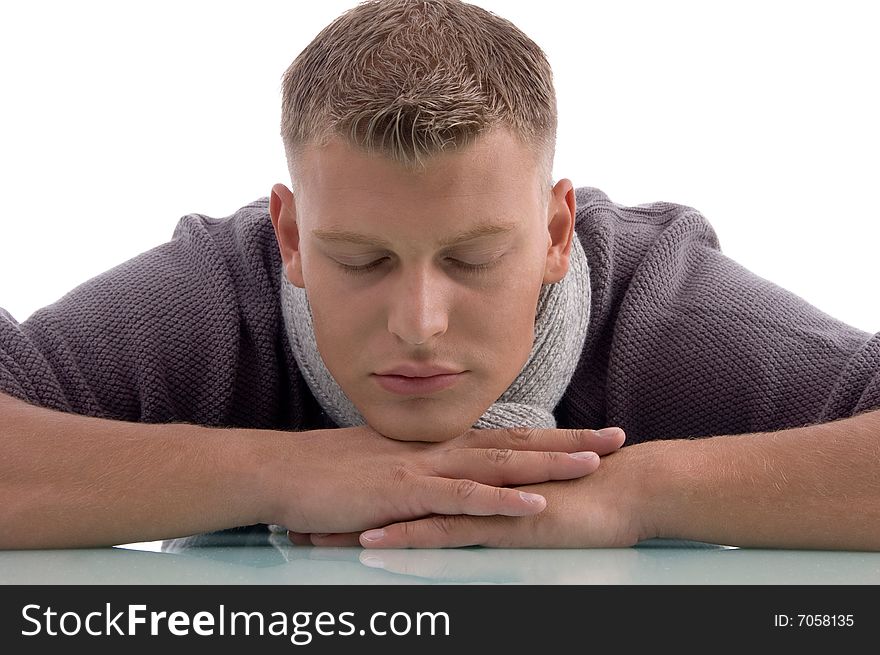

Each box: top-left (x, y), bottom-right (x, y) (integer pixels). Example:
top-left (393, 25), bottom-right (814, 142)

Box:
top-left (542, 179), bottom-right (577, 284)
top-left (269, 183), bottom-right (305, 288)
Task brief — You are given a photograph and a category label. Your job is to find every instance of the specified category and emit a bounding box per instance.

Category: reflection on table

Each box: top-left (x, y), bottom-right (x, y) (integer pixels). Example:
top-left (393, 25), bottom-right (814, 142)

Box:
top-left (2, 528), bottom-right (879, 584)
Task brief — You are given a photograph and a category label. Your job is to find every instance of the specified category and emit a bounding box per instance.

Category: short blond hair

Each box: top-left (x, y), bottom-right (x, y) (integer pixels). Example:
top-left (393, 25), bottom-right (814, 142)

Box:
top-left (280, 0), bottom-right (557, 194)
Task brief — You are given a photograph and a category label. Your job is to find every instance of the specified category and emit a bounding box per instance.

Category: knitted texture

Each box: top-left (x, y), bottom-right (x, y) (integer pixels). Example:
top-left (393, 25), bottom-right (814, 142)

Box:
top-left (278, 232), bottom-right (590, 430)
top-left (1, 187), bottom-right (878, 449)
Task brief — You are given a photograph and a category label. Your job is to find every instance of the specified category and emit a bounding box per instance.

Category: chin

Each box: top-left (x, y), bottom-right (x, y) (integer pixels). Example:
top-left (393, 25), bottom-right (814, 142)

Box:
top-left (363, 405), bottom-right (481, 443)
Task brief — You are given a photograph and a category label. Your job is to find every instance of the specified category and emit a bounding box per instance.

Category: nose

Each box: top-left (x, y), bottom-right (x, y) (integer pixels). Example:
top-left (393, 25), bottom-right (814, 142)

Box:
top-left (386, 265), bottom-right (449, 345)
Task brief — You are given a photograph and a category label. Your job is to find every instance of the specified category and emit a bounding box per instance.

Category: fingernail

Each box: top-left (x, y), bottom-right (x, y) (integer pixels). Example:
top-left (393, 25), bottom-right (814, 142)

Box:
top-left (361, 529), bottom-right (386, 542)
top-left (569, 451), bottom-right (599, 461)
top-left (362, 555), bottom-right (385, 569)
top-left (519, 491), bottom-right (546, 506)
top-left (595, 427), bottom-right (623, 438)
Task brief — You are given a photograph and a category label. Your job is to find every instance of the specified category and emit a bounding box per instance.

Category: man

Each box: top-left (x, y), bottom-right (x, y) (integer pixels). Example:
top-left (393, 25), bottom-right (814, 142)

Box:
top-left (1, 0), bottom-right (878, 550)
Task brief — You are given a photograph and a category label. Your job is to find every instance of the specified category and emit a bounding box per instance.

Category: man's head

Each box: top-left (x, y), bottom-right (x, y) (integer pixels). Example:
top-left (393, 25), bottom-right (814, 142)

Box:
top-left (269, 0), bottom-right (577, 441)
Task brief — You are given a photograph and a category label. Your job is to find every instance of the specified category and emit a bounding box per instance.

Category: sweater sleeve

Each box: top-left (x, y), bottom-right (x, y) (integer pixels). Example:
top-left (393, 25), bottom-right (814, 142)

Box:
top-left (0, 201), bottom-right (300, 428)
top-left (605, 209), bottom-right (880, 443)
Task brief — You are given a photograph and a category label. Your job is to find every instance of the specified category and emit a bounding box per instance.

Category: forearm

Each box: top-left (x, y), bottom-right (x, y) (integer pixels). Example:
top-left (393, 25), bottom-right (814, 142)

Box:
top-left (640, 409), bottom-right (880, 550)
top-left (0, 390), bottom-right (614, 550)
top-left (0, 392), bottom-right (263, 549)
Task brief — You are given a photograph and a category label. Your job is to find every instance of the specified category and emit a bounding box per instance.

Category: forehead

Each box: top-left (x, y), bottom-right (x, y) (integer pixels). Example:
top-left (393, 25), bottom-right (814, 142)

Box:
top-left (294, 129), bottom-right (543, 232)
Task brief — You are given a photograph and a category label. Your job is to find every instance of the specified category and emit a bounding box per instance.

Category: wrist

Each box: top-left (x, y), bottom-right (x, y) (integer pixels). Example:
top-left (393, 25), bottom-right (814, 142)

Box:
top-left (215, 425), bottom-right (284, 528)
top-left (619, 439), bottom-right (688, 542)
top-left (233, 426), bottom-right (324, 529)
top-left (634, 435), bottom-right (740, 543)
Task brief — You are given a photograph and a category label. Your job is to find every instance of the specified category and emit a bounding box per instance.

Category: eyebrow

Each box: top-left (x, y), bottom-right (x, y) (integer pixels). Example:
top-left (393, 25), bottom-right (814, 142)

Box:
top-left (311, 221), bottom-right (518, 249)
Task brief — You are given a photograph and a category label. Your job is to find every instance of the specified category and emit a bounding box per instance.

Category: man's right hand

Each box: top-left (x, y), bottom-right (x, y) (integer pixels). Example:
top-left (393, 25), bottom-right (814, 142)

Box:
top-left (251, 424), bottom-right (626, 535)
top-left (0, 389), bottom-right (623, 548)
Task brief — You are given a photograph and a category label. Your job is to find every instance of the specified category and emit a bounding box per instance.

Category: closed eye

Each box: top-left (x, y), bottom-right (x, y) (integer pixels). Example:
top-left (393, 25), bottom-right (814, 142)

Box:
top-left (335, 257), bottom-right (499, 276)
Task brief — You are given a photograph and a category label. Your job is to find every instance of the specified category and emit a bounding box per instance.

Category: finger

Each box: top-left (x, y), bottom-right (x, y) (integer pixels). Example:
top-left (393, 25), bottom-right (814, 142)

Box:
top-left (432, 448), bottom-right (599, 486)
top-left (455, 426), bottom-right (626, 456)
top-left (360, 515), bottom-right (513, 549)
top-left (287, 531), bottom-right (313, 546)
top-left (417, 477), bottom-right (547, 517)
top-left (309, 532), bottom-right (362, 547)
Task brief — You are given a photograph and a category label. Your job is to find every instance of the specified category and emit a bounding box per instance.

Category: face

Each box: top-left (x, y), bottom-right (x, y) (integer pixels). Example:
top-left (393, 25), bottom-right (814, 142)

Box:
top-left (269, 128), bottom-right (576, 441)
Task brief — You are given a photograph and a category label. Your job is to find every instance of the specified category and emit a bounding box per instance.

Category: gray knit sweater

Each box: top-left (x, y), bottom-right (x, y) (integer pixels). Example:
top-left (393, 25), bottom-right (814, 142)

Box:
top-left (1, 187), bottom-right (878, 443)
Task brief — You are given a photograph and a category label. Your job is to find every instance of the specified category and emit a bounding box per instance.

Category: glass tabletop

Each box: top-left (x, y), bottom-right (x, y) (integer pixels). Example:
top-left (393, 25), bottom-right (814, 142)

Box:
top-left (2, 531), bottom-right (879, 584)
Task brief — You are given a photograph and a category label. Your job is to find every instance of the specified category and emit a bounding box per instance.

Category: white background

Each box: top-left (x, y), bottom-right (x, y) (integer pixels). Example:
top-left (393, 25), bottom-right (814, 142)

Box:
top-left (2, 0), bottom-right (878, 334)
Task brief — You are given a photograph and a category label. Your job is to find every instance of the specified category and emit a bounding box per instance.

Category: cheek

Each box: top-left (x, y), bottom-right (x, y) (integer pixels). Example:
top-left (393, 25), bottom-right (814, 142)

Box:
top-left (302, 269), bottom-right (373, 367)
top-left (309, 290), bottom-right (372, 358)
top-left (462, 278), bottom-right (542, 359)
top-left (493, 269), bottom-right (544, 352)
top-left (495, 297), bottom-right (538, 356)
top-left (489, 258), bottom-right (544, 320)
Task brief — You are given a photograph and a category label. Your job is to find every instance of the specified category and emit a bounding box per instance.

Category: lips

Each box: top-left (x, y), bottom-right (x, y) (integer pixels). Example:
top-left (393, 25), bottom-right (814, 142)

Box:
top-left (375, 363), bottom-right (465, 378)
top-left (373, 372), bottom-right (465, 395)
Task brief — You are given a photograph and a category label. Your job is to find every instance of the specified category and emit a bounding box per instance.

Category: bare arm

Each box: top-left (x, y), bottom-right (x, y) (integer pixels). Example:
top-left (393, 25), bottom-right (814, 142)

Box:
top-left (643, 408), bottom-right (880, 550)
top-left (0, 390), bottom-right (259, 549)
top-left (0, 391), bottom-right (624, 549)
top-left (359, 409), bottom-right (880, 550)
